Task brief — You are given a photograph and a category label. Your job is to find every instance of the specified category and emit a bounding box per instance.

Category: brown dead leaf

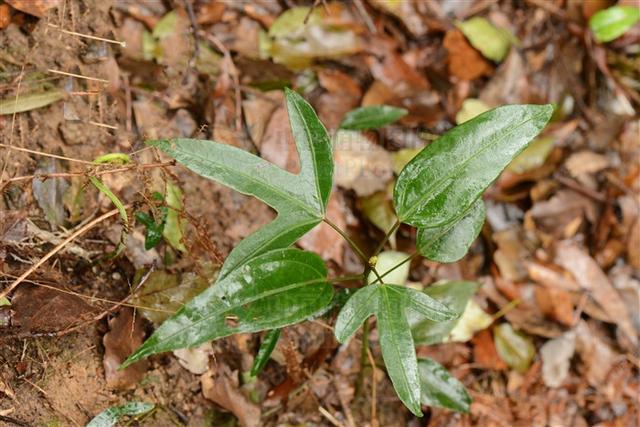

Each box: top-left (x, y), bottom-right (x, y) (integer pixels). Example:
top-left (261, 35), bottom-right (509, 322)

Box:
top-left (103, 308), bottom-right (149, 390)
top-left (528, 190), bottom-right (598, 240)
top-left (493, 226), bottom-right (531, 282)
top-left (628, 219), bottom-right (640, 269)
top-left (534, 286), bottom-right (574, 326)
top-left (259, 105), bottom-right (299, 173)
top-left (472, 329), bottom-right (508, 370)
top-left (242, 91), bottom-right (281, 146)
top-left (527, 261), bottom-right (581, 292)
top-left (11, 286), bottom-right (94, 333)
top-left (298, 191), bottom-right (345, 264)
top-left (369, 0), bottom-right (428, 37)
top-left (201, 365), bottom-right (260, 427)
top-left (444, 29), bottom-right (493, 81)
top-left (0, 4), bottom-right (11, 29)
top-left (555, 240), bottom-right (638, 347)
top-left (6, 0), bottom-right (59, 17)
top-left (574, 320), bottom-right (616, 387)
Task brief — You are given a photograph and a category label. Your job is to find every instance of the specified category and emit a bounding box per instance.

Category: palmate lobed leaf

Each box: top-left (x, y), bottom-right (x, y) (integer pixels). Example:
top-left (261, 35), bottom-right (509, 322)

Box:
top-left (123, 248), bottom-right (333, 367)
top-left (335, 284), bottom-right (458, 416)
top-left (147, 88), bottom-right (332, 280)
top-left (417, 199), bottom-right (486, 263)
top-left (394, 104), bottom-right (553, 229)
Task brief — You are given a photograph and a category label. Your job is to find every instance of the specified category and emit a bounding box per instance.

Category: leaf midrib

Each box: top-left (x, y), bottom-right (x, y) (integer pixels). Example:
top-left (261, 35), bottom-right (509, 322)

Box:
top-left (290, 98), bottom-right (326, 216)
top-left (400, 111), bottom-right (545, 222)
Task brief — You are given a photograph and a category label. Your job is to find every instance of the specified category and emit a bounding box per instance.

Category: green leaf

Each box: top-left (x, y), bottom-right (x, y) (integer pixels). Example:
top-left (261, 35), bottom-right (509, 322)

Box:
top-left (123, 248), bottom-right (333, 367)
top-left (135, 211), bottom-right (166, 250)
top-left (268, 7), bottom-right (321, 38)
top-left (494, 323), bottom-right (535, 373)
top-left (152, 11), bottom-right (178, 39)
top-left (148, 88), bottom-right (332, 279)
top-left (335, 284), bottom-right (458, 416)
top-left (250, 328), bottom-right (281, 376)
top-left (410, 281), bottom-right (479, 345)
top-left (418, 358), bottom-right (471, 413)
top-left (456, 17), bottom-right (515, 62)
top-left (86, 402), bottom-right (155, 427)
top-left (417, 199), bottom-right (485, 263)
top-left (394, 104), bottom-right (553, 229)
top-left (163, 181), bottom-right (187, 252)
top-left (589, 6), bottom-right (640, 43)
top-left (340, 105), bottom-right (408, 130)
top-left (93, 153), bottom-right (131, 165)
top-left (0, 89), bottom-right (64, 115)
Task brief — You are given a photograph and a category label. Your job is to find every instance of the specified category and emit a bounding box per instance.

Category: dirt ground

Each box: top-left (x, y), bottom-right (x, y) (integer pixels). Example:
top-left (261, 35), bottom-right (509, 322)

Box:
top-left (1, 0), bottom-right (639, 426)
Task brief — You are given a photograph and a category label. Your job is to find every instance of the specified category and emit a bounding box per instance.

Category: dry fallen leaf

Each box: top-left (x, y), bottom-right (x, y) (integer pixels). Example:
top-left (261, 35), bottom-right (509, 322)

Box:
top-left (173, 342), bottom-right (213, 375)
top-left (6, 0), bottom-right (59, 17)
top-left (333, 130), bottom-right (393, 196)
top-left (298, 191), bottom-right (346, 264)
top-left (259, 106), bottom-right (300, 174)
top-left (444, 29), bottom-right (493, 81)
top-left (555, 240), bottom-right (638, 347)
top-left (201, 365), bottom-right (260, 427)
top-left (103, 308), bottom-right (149, 390)
top-left (574, 320), bottom-right (616, 386)
top-left (472, 329), bottom-right (507, 370)
top-left (540, 330), bottom-right (575, 388)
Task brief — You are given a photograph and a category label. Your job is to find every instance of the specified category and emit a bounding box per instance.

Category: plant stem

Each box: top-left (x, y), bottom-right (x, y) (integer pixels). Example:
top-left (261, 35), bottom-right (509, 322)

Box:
top-left (369, 251), bottom-right (419, 285)
top-left (371, 219), bottom-right (400, 257)
top-left (322, 217), bottom-right (385, 283)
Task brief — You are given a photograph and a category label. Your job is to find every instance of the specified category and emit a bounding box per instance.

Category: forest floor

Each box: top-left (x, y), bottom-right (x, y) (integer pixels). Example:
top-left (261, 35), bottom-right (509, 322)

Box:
top-left (0, 0), bottom-right (639, 426)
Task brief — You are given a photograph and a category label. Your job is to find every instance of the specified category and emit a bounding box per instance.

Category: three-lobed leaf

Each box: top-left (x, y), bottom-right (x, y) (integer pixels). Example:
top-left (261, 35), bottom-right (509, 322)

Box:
top-left (589, 6), bottom-right (640, 43)
top-left (123, 248), bottom-right (333, 367)
top-left (340, 105), bottom-right (408, 130)
top-left (335, 284), bottom-right (457, 416)
top-left (417, 199), bottom-right (486, 263)
top-left (394, 104), bottom-right (553, 229)
top-left (418, 358), bottom-right (471, 413)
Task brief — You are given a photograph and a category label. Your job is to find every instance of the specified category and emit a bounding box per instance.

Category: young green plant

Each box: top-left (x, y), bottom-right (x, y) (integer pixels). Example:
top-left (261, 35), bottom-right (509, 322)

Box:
top-left (122, 88), bottom-right (553, 416)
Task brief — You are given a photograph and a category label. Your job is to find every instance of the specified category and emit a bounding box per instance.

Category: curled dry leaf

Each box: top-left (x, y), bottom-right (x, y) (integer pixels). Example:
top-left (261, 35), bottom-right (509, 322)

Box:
top-left (201, 365), bottom-right (260, 427)
top-left (5, 0), bottom-right (59, 17)
top-left (555, 240), bottom-right (638, 347)
top-left (103, 308), bottom-right (149, 390)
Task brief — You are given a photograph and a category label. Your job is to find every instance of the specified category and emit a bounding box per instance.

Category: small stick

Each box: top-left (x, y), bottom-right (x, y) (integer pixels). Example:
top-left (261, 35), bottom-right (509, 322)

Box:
top-left (47, 69), bottom-right (109, 84)
top-left (0, 143), bottom-right (96, 165)
top-left (88, 120), bottom-right (118, 130)
top-left (318, 406), bottom-right (343, 427)
top-left (47, 23), bottom-right (126, 47)
top-left (0, 206), bottom-right (130, 299)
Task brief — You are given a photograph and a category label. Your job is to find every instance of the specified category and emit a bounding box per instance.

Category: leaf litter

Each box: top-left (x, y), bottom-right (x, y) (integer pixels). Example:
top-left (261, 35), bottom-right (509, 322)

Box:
top-left (1, 0), bottom-right (639, 425)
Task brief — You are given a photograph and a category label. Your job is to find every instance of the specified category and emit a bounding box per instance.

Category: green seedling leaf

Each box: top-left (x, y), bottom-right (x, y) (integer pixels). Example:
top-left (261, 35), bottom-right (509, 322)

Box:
top-left (590, 6), bottom-right (640, 43)
top-left (340, 105), bottom-right (408, 130)
top-left (86, 402), bottom-right (155, 427)
top-left (417, 199), bottom-right (485, 263)
top-left (367, 250), bottom-right (410, 285)
top-left (163, 181), bottom-right (187, 252)
top-left (152, 11), bottom-right (178, 39)
top-left (0, 296), bottom-right (10, 306)
top-left (0, 89), bottom-right (64, 115)
top-left (418, 357), bottom-right (471, 413)
top-left (250, 328), bottom-right (281, 377)
top-left (89, 176), bottom-right (128, 257)
top-left (494, 323), bottom-right (535, 373)
top-left (135, 210), bottom-right (166, 250)
top-left (455, 98), bottom-right (490, 124)
top-left (507, 136), bottom-right (555, 174)
top-left (456, 17), bottom-right (515, 62)
top-left (410, 281), bottom-right (479, 345)
top-left (335, 284), bottom-right (457, 416)
top-left (394, 104), bottom-right (553, 229)
top-left (123, 248), bottom-right (333, 367)
top-left (93, 153), bottom-right (131, 165)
